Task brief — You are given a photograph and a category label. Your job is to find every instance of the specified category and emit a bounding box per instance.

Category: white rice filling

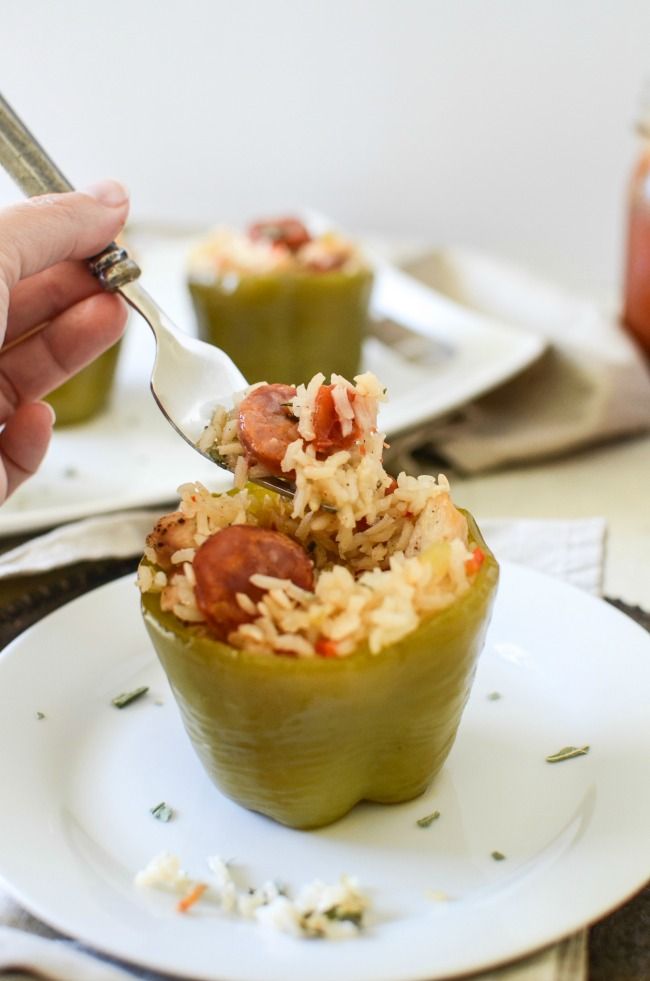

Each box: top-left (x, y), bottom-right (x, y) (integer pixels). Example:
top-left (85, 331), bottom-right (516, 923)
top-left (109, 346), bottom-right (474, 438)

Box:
top-left (142, 373), bottom-right (480, 657)
top-left (143, 478), bottom-right (475, 657)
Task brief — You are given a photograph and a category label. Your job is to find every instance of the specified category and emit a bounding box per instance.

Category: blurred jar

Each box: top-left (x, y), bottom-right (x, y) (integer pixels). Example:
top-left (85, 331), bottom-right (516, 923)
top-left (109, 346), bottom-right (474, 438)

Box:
top-left (622, 88), bottom-right (650, 355)
top-left (45, 341), bottom-right (121, 426)
top-left (187, 218), bottom-right (373, 385)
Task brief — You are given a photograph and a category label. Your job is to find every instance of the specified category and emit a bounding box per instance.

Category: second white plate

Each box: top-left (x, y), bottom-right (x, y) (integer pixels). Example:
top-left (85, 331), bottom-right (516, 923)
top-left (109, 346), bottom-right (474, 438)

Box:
top-left (0, 226), bottom-right (544, 536)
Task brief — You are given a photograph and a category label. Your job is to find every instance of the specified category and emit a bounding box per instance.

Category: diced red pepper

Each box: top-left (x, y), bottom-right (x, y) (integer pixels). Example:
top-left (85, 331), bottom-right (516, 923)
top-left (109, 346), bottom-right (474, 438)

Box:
top-left (177, 882), bottom-right (207, 913)
top-left (315, 637), bottom-right (339, 658)
top-left (311, 385), bottom-right (360, 455)
top-left (465, 547), bottom-right (485, 576)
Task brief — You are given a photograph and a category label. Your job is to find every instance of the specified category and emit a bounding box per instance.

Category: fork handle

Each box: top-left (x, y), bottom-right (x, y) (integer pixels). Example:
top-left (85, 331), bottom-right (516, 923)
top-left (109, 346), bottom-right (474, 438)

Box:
top-left (0, 92), bottom-right (141, 291)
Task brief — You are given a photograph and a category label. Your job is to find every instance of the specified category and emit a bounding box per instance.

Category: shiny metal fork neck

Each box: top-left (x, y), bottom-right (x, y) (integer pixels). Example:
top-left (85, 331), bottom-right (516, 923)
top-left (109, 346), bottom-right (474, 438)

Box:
top-left (0, 92), bottom-right (141, 291)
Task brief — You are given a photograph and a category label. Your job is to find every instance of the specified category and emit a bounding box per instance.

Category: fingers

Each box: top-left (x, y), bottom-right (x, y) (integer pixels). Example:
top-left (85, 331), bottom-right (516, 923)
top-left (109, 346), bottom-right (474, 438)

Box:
top-left (0, 181), bottom-right (130, 501)
top-left (0, 291), bottom-right (128, 419)
top-left (0, 401), bottom-right (55, 502)
top-left (0, 181), bottom-right (129, 300)
top-left (6, 260), bottom-right (103, 341)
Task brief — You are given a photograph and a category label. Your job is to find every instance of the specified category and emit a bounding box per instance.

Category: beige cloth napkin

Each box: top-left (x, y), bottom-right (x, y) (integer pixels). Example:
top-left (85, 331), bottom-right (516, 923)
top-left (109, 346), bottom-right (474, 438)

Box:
top-left (403, 248), bottom-right (650, 473)
top-left (0, 509), bottom-right (603, 980)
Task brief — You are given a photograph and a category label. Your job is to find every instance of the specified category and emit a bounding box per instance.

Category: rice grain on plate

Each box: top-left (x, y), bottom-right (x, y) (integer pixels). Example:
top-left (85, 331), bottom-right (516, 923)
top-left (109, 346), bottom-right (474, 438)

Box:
top-left (136, 850), bottom-right (370, 939)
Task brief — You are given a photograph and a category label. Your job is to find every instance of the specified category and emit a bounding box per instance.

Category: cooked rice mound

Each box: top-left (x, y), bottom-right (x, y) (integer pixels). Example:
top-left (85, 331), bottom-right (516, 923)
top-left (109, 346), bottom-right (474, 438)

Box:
top-left (139, 372), bottom-right (483, 657)
top-left (188, 226), bottom-right (367, 279)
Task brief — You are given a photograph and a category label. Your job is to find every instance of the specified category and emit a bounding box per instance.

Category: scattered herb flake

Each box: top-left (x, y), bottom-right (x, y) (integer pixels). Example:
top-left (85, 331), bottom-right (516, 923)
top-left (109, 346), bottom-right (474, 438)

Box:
top-left (207, 447), bottom-right (228, 467)
top-left (416, 810), bottom-right (441, 828)
top-left (35, 711), bottom-right (45, 720)
top-left (111, 686), bottom-right (149, 709)
top-left (487, 691), bottom-right (502, 701)
top-left (545, 745), bottom-right (590, 764)
top-left (63, 466), bottom-right (78, 479)
top-left (491, 850), bottom-right (506, 861)
top-left (150, 801), bottom-right (174, 822)
top-left (324, 905), bottom-right (363, 926)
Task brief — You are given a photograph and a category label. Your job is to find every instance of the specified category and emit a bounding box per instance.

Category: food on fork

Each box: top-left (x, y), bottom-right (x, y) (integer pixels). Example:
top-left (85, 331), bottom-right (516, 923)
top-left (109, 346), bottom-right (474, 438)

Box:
top-left (187, 217), bottom-right (373, 384)
top-left (139, 372), bottom-right (498, 829)
top-left (196, 371), bottom-right (381, 498)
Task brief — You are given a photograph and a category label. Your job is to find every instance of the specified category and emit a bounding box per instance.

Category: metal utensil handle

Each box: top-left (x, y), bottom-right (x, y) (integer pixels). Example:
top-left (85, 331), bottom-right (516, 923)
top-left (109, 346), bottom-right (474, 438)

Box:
top-left (0, 92), bottom-right (140, 291)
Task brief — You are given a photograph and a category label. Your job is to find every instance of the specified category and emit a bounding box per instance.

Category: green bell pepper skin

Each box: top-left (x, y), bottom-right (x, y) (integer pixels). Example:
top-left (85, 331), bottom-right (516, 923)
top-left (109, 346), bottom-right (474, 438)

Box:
top-left (141, 512), bottom-right (498, 830)
top-left (187, 267), bottom-right (373, 386)
top-left (45, 341), bottom-right (121, 426)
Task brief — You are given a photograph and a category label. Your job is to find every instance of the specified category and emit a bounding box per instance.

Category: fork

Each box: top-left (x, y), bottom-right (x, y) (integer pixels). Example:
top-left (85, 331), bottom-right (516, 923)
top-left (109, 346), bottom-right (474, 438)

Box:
top-left (0, 92), bottom-right (293, 500)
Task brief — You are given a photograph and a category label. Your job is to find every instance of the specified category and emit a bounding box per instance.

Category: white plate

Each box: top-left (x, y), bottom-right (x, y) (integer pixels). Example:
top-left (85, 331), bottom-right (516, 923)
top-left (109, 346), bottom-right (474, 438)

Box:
top-left (0, 563), bottom-right (648, 981)
top-left (0, 227), bottom-right (543, 536)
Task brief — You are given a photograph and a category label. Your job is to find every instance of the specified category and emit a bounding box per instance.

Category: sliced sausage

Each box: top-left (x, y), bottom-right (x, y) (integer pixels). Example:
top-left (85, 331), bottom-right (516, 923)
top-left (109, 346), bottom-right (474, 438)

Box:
top-left (248, 217), bottom-right (311, 252)
top-left (238, 383), bottom-right (299, 475)
top-left (193, 525), bottom-right (314, 641)
top-left (311, 384), bottom-right (360, 454)
top-left (146, 511), bottom-right (197, 572)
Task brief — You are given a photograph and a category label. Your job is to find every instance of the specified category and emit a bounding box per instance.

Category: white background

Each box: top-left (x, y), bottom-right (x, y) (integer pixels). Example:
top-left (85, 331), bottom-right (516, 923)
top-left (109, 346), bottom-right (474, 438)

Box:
top-left (1, 0), bottom-right (649, 294)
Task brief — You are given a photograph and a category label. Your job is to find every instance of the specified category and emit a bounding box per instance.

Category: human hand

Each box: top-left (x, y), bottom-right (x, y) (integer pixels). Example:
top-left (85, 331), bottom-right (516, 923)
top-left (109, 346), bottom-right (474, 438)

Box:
top-left (0, 180), bottom-right (130, 503)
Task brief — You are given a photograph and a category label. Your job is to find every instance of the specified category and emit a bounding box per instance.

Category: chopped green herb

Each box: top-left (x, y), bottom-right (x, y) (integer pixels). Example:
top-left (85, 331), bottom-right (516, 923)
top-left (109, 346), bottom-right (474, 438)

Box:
top-left (35, 711), bottom-right (45, 720)
top-left (111, 686), bottom-right (149, 709)
top-left (487, 691), bottom-right (502, 701)
top-left (416, 810), bottom-right (440, 828)
top-left (150, 801), bottom-right (173, 822)
top-left (299, 913), bottom-right (325, 937)
top-left (545, 745), bottom-right (590, 764)
top-left (491, 850), bottom-right (506, 861)
top-left (62, 466), bottom-right (78, 479)
top-left (207, 447), bottom-right (228, 467)
top-left (324, 905), bottom-right (363, 926)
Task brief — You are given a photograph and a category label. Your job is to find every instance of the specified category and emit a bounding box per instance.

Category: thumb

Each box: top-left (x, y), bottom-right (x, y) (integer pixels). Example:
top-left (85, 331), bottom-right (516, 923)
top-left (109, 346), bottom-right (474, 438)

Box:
top-left (0, 180), bottom-right (130, 291)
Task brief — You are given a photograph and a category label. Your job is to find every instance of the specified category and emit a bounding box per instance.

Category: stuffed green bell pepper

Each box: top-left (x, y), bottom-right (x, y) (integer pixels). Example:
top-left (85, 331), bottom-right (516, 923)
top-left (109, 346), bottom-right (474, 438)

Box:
top-left (45, 340), bottom-right (121, 426)
top-left (138, 371), bottom-right (499, 830)
top-left (187, 218), bottom-right (373, 385)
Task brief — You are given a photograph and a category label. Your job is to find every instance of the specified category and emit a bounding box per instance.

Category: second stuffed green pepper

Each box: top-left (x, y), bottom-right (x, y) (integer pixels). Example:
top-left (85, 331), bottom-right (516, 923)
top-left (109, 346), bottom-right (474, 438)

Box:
top-left (187, 218), bottom-right (373, 385)
top-left (45, 341), bottom-right (121, 426)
